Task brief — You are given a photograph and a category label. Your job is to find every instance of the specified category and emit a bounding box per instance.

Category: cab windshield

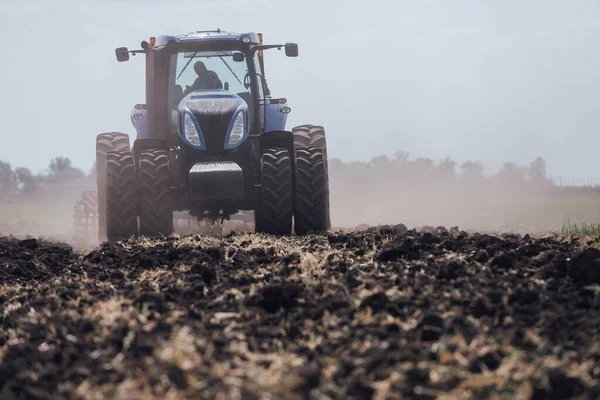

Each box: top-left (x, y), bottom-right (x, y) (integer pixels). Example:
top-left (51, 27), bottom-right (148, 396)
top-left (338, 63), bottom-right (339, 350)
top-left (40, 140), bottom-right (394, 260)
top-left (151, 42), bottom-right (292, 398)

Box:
top-left (169, 50), bottom-right (252, 103)
top-left (167, 49), bottom-right (259, 133)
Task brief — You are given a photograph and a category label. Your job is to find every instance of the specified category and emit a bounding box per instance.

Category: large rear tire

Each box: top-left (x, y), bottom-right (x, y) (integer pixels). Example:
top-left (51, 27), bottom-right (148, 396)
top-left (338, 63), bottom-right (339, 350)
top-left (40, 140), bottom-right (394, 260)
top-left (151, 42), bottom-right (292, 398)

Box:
top-left (255, 148), bottom-right (293, 235)
top-left (96, 132), bottom-right (130, 242)
top-left (294, 146), bottom-right (331, 235)
top-left (138, 149), bottom-right (174, 237)
top-left (292, 124), bottom-right (328, 173)
top-left (105, 151), bottom-right (138, 241)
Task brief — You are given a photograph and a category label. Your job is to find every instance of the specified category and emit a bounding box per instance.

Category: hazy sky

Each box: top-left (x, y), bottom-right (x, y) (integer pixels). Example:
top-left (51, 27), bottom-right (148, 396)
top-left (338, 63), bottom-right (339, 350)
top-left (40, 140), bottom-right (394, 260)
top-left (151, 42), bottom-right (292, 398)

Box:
top-left (1, 0), bottom-right (600, 179)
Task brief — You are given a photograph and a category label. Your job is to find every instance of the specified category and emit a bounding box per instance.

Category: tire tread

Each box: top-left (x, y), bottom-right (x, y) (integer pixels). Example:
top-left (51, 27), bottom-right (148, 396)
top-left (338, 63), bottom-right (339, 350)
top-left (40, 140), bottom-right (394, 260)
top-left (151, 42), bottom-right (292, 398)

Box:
top-left (96, 132), bottom-right (130, 241)
top-left (105, 150), bottom-right (138, 241)
top-left (138, 150), bottom-right (173, 237)
top-left (294, 146), bottom-right (331, 235)
top-left (255, 148), bottom-right (293, 235)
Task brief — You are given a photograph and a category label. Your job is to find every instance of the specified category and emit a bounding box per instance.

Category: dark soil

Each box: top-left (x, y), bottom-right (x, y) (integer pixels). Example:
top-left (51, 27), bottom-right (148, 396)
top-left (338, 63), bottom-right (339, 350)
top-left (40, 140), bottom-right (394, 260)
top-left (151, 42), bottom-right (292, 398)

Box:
top-left (0, 229), bottom-right (599, 399)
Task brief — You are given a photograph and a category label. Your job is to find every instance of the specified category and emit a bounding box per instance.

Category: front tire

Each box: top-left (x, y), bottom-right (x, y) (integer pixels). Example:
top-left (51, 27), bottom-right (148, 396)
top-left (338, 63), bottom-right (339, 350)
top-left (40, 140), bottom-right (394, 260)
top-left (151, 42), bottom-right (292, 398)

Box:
top-left (138, 149), bottom-right (174, 237)
top-left (105, 151), bottom-right (138, 241)
top-left (292, 124), bottom-right (328, 173)
top-left (255, 148), bottom-right (293, 235)
top-left (96, 132), bottom-right (130, 242)
top-left (294, 146), bottom-right (331, 235)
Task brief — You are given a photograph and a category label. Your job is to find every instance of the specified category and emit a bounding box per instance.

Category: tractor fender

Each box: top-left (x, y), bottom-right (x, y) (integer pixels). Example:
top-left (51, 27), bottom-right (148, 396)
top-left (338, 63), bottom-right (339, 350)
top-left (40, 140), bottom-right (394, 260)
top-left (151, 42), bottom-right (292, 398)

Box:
top-left (265, 102), bottom-right (289, 132)
top-left (260, 130), bottom-right (294, 154)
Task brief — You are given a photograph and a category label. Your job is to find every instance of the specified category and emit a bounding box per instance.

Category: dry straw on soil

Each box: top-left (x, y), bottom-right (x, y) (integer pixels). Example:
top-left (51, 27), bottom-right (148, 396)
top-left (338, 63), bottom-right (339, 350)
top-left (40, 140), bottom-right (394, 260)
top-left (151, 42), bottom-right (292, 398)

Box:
top-left (0, 227), bottom-right (599, 399)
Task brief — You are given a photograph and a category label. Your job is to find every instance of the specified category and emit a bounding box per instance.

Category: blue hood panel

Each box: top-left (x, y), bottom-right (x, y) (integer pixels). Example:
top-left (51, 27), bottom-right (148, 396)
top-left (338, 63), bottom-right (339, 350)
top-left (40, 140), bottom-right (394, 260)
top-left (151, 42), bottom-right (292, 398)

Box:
top-left (177, 89), bottom-right (249, 150)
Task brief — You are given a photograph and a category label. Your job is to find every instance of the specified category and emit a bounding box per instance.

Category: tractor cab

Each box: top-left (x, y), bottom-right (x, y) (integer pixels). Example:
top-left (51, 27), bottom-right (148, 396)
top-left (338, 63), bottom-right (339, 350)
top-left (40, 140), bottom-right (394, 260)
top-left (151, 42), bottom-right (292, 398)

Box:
top-left (117, 31), bottom-right (297, 153)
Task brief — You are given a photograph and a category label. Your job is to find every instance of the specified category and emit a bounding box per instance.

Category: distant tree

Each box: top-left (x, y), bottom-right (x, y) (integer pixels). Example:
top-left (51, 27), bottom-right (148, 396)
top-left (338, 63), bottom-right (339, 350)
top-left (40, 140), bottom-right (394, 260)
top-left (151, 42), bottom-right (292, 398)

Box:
top-left (527, 157), bottom-right (546, 180)
top-left (393, 151), bottom-right (410, 164)
top-left (0, 161), bottom-right (16, 196)
top-left (371, 155), bottom-right (391, 169)
top-left (495, 161), bottom-right (528, 186)
top-left (82, 161), bottom-right (97, 186)
top-left (412, 157), bottom-right (435, 176)
top-left (460, 161), bottom-right (484, 186)
top-left (15, 167), bottom-right (39, 194)
top-left (528, 157), bottom-right (546, 177)
top-left (460, 161), bottom-right (484, 177)
top-left (433, 156), bottom-right (457, 180)
top-left (47, 157), bottom-right (85, 184)
top-left (526, 156), bottom-right (553, 190)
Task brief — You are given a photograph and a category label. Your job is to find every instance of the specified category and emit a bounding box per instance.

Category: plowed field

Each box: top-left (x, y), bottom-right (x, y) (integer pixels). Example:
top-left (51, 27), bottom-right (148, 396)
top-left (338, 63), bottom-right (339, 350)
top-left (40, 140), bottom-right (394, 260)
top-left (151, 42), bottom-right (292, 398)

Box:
top-left (1, 227), bottom-right (599, 399)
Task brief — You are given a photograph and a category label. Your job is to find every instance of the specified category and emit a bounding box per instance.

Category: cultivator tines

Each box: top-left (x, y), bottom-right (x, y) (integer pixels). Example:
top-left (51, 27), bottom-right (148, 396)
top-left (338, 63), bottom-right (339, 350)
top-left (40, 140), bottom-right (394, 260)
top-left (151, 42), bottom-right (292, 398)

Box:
top-left (172, 210), bottom-right (254, 235)
top-left (72, 190), bottom-right (99, 238)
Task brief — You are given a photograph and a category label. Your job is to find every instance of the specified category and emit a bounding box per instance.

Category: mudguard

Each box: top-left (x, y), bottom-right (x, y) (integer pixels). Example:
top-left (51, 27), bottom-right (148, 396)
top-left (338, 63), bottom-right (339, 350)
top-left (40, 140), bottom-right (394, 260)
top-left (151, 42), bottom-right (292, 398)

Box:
top-left (265, 101), bottom-right (289, 132)
top-left (260, 130), bottom-right (294, 153)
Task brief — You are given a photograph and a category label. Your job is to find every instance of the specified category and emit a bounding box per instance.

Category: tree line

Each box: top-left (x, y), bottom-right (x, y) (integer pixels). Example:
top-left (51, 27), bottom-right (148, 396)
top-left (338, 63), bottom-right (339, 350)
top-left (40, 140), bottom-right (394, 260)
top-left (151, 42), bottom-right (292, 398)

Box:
top-left (325, 153), bottom-right (597, 229)
top-left (328, 152), bottom-right (555, 191)
top-left (0, 157), bottom-right (95, 199)
top-left (0, 152), bottom-right (596, 200)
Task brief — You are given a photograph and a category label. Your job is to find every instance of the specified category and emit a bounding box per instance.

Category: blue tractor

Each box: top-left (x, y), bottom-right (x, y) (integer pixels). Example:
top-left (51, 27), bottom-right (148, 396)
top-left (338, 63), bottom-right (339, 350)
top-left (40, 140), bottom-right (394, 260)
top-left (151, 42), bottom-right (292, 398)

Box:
top-left (95, 30), bottom-right (330, 241)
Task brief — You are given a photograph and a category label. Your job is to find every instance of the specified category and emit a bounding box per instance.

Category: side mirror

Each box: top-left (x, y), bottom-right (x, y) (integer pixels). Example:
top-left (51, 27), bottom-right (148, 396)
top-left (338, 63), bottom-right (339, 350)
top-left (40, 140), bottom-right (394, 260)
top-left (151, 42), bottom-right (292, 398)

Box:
top-left (285, 43), bottom-right (298, 57)
top-left (224, 82), bottom-right (230, 91)
top-left (232, 52), bottom-right (245, 62)
top-left (116, 47), bottom-right (130, 62)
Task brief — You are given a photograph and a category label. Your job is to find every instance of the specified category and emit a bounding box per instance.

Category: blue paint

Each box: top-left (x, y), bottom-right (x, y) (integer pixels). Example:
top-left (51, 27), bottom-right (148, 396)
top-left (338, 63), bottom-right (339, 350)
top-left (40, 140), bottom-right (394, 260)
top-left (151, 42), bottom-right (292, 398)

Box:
top-left (176, 89), bottom-right (248, 150)
top-left (265, 101), bottom-right (289, 133)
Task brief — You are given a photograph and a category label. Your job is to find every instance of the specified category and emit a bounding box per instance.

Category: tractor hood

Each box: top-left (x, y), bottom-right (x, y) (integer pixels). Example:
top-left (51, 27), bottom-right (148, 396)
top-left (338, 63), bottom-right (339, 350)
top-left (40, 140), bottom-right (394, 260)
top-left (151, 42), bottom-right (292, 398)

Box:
top-left (178, 90), bottom-right (249, 151)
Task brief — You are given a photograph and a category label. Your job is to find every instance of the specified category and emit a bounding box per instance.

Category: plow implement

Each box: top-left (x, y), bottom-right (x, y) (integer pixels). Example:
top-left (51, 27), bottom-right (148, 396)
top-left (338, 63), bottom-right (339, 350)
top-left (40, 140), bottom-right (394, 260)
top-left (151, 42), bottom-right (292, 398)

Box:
top-left (72, 190), bottom-right (99, 238)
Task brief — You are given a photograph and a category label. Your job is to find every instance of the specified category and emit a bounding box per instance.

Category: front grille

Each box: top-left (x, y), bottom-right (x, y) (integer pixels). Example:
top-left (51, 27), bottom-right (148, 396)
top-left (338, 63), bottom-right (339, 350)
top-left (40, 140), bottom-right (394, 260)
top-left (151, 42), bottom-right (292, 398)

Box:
top-left (188, 161), bottom-right (244, 200)
top-left (194, 111), bottom-right (235, 150)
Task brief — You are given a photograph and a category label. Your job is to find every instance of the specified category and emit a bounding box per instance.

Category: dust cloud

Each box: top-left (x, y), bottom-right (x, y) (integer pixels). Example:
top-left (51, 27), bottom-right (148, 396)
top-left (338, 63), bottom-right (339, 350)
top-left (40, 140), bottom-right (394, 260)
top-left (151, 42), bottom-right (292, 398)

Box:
top-left (327, 155), bottom-right (593, 234)
top-left (0, 153), bottom-right (594, 249)
top-left (0, 189), bottom-right (89, 249)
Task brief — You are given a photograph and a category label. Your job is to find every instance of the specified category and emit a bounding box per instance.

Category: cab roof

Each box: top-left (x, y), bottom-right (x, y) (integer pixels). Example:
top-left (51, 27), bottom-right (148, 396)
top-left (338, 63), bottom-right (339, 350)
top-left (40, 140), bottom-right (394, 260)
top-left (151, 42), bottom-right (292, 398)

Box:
top-left (155, 30), bottom-right (261, 47)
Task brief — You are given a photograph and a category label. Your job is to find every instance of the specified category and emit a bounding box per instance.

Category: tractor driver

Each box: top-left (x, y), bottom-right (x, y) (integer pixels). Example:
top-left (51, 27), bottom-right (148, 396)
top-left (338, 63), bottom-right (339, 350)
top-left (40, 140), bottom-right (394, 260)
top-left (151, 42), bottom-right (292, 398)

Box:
top-left (183, 61), bottom-right (223, 95)
top-left (204, 70), bottom-right (223, 89)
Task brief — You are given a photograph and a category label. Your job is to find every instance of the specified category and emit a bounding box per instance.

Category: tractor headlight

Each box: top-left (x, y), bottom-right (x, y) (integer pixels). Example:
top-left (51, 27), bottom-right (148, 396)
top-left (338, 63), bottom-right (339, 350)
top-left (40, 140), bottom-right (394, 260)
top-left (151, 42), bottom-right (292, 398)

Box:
top-left (184, 113), bottom-right (201, 146)
top-left (228, 112), bottom-right (245, 146)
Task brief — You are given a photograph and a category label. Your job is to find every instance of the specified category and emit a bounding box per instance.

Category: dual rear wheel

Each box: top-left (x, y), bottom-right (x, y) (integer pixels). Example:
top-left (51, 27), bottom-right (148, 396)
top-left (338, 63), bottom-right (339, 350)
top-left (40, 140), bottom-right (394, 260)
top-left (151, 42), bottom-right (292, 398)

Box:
top-left (97, 133), bottom-right (173, 241)
top-left (255, 124), bottom-right (331, 235)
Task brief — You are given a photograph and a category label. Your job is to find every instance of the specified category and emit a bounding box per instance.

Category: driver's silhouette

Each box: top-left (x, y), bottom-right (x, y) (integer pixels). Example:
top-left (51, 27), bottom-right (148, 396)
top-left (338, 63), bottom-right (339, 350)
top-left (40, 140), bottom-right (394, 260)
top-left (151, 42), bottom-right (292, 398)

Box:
top-left (184, 61), bottom-right (222, 95)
